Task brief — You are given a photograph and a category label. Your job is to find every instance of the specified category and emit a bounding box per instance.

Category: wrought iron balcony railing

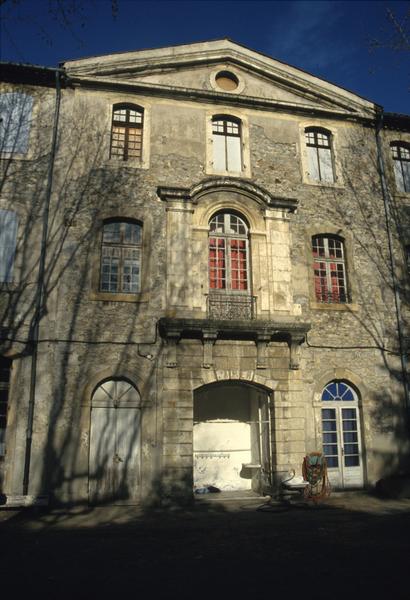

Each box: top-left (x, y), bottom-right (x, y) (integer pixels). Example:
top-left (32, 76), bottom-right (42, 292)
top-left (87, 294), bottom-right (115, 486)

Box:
top-left (207, 293), bottom-right (256, 320)
top-left (315, 291), bottom-right (351, 304)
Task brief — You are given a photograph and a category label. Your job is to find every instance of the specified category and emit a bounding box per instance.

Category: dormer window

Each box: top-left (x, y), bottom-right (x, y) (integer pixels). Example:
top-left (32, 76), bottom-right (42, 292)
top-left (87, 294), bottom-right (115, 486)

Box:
top-left (212, 116), bottom-right (242, 173)
top-left (110, 104), bottom-right (144, 161)
top-left (305, 127), bottom-right (335, 183)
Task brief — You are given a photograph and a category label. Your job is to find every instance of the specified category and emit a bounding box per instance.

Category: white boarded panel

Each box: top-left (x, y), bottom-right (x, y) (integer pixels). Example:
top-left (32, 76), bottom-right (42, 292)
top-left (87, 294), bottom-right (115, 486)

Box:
top-left (307, 146), bottom-right (320, 181)
top-left (226, 135), bottom-right (242, 172)
top-left (394, 159), bottom-right (405, 192)
top-left (318, 147), bottom-right (334, 182)
top-left (403, 161), bottom-right (410, 192)
top-left (116, 407), bottom-right (141, 501)
top-left (212, 134), bottom-right (226, 172)
top-left (89, 407), bottom-right (117, 502)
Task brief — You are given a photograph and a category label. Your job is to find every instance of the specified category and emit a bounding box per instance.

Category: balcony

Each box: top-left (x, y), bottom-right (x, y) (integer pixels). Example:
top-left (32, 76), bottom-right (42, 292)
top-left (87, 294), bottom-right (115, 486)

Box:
top-left (207, 293), bottom-right (256, 320)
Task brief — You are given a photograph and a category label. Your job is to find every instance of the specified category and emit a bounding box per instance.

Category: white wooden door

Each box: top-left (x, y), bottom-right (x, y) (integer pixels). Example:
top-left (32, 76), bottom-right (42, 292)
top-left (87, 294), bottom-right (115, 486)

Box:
top-left (89, 380), bottom-right (141, 504)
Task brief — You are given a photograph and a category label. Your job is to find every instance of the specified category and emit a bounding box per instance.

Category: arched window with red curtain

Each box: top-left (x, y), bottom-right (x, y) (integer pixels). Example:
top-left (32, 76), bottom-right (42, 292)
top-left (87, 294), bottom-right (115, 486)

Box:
top-left (209, 212), bottom-right (249, 292)
top-left (312, 235), bottom-right (349, 303)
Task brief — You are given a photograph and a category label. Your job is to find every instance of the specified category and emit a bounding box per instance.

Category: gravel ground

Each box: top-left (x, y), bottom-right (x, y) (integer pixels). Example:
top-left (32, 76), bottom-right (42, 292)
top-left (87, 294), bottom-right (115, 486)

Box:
top-left (2, 492), bottom-right (410, 599)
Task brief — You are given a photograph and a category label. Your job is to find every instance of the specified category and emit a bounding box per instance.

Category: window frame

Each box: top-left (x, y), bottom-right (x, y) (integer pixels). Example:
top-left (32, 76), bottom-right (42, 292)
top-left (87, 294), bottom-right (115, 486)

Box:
top-left (0, 209), bottom-right (19, 284)
top-left (99, 219), bottom-right (143, 295)
top-left (0, 92), bottom-right (33, 156)
top-left (206, 112), bottom-right (251, 178)
top-left (312, 235), bottom-right (350, 305)
top-left (212, 115), bottom-right (242, 173)
top-left (321, 380), bottom-right (363, 473)
top-left (208, 211), bottom-right (250, 294)
top-left (390, 142), bottom-right (410, 194)
top-left (305, 127), bottom-right (335, 184)
top-left (110, 103), bottom-right (144, 162)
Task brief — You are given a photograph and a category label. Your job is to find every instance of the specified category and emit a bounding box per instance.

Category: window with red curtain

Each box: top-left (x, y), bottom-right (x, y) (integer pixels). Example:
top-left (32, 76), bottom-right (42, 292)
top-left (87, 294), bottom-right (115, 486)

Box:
top-left (209, 213), bottom-right (249, 292)
top-left (312, 236), bottom-right (348, 303)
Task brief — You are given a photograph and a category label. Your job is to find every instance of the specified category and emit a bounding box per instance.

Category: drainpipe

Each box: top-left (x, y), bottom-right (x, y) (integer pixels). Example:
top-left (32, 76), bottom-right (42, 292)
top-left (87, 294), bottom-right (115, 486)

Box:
top-left (375, 108), bottom-right (410, 430)
top-left (23, 69), bottom-right (63, 496)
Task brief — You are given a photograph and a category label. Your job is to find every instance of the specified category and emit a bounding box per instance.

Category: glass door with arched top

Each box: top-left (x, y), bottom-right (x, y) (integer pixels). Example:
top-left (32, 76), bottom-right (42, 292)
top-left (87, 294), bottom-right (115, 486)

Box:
top-left (321, 381), bottom-right (364, 489)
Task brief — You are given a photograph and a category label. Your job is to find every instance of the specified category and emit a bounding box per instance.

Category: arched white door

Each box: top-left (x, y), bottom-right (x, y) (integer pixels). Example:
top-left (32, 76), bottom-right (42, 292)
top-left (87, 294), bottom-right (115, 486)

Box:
top-left (321, 381), bottom-right (364, 489)
top-left (89, 379), bottom-right (141, 504)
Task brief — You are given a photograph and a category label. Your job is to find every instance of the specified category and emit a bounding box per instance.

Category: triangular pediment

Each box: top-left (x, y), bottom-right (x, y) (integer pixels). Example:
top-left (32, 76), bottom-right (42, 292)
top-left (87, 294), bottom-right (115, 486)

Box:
top-left (63, 39), bottom-right (376, 117)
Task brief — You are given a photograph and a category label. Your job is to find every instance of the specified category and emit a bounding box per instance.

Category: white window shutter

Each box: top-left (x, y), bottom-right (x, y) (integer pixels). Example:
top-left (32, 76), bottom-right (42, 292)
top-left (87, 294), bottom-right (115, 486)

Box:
top-left (307, 146), bottom-right (320, 181)
top-left (226, 135), bottom-right (242, 172)
top-left (0, 93), bottom-right (33, 154)
top-left (212, 134), bottom-right (226, 172)
top-left (402, 161), bottom-right (410, 192)
top-left (0, 210), bottom-right (18, 282)
top-left (319, 147), bottom-right (335, 183)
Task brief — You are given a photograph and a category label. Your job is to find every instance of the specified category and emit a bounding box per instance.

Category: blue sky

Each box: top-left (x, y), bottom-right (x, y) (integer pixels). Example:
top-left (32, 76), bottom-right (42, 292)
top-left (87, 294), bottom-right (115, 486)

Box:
top-left (1, 0), bottom-right (409, 113)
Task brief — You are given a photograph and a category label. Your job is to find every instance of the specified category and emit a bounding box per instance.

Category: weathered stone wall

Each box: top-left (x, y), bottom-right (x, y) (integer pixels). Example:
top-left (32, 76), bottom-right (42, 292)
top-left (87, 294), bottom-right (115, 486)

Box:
top-left (1, 56), bottom-right (410, 503)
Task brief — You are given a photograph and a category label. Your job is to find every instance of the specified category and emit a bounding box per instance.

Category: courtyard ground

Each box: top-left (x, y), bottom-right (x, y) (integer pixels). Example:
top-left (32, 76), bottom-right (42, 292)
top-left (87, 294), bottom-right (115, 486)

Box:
top-left (1, 491), bottom-right (410, 599)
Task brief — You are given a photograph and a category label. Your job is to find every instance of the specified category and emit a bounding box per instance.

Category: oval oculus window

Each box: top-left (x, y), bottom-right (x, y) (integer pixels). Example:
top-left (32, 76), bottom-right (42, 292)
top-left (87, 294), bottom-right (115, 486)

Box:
top-left (215, 71), bottom-right (239, 91)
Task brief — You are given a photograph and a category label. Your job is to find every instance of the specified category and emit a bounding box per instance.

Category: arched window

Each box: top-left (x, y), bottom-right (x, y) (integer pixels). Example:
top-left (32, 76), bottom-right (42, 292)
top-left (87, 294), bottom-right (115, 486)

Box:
top-left (92, 378), bottom-right (141, 407)
top-left (100, 220), bottom-right (142, 293)
top-left (305, 127), bottom-right (334, 183)
top-left (321, 381), bottom-right (364, 488)
top-left (110, 104), bottom-right (144, 161)
top-left (209, 212), bottom-right (249, 292)
top-left (312, 235), bottom-right (348, 303)
top-left (390, 142), bottom-right (410, 193)
top-left (212, 115), bottom-right (242, 172)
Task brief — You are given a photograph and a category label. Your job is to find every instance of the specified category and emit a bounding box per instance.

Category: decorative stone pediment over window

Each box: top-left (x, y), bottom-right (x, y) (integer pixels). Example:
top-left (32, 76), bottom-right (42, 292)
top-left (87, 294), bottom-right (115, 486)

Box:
top-left (157, 177), bottom-right (298, 212)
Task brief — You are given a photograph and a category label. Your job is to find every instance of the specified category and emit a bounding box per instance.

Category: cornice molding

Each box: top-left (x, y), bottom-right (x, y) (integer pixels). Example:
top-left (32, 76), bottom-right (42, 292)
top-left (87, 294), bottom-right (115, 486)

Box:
top-left (68, 74), bottom-right (374, 121)
top-left (157, 177), bottom-right (298, 212)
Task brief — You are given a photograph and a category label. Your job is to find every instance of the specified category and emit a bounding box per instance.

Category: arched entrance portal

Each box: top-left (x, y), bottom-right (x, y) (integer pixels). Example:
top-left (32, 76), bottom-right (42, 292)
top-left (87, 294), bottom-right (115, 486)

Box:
top-left (193, 382), bottom-right (272, 494)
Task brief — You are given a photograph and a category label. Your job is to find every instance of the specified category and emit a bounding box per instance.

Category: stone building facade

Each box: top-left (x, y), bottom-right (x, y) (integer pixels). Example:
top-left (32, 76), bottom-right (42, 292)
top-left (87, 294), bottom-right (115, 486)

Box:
top-left (0, 40), bottom-right (409, 505)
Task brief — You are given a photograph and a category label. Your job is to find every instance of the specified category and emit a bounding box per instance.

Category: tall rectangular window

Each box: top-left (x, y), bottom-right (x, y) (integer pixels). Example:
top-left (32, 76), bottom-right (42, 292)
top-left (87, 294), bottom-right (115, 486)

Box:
top-left (100, 221), bottom-right (142, 293)
top-left (110, 104), bottom-right (144, 161)
top-left (209, 213), bottom-right (248, 292)
top-left (0, 93), bottom-right (33, 154)
top-left (0, 210), bottom-right (18, 283)
top-left (312, 236), bottom-right (348, 303)
top-left (305, 128), bottom-right (334, 183)
top-left (212, 116), bottom-right (242, 173)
